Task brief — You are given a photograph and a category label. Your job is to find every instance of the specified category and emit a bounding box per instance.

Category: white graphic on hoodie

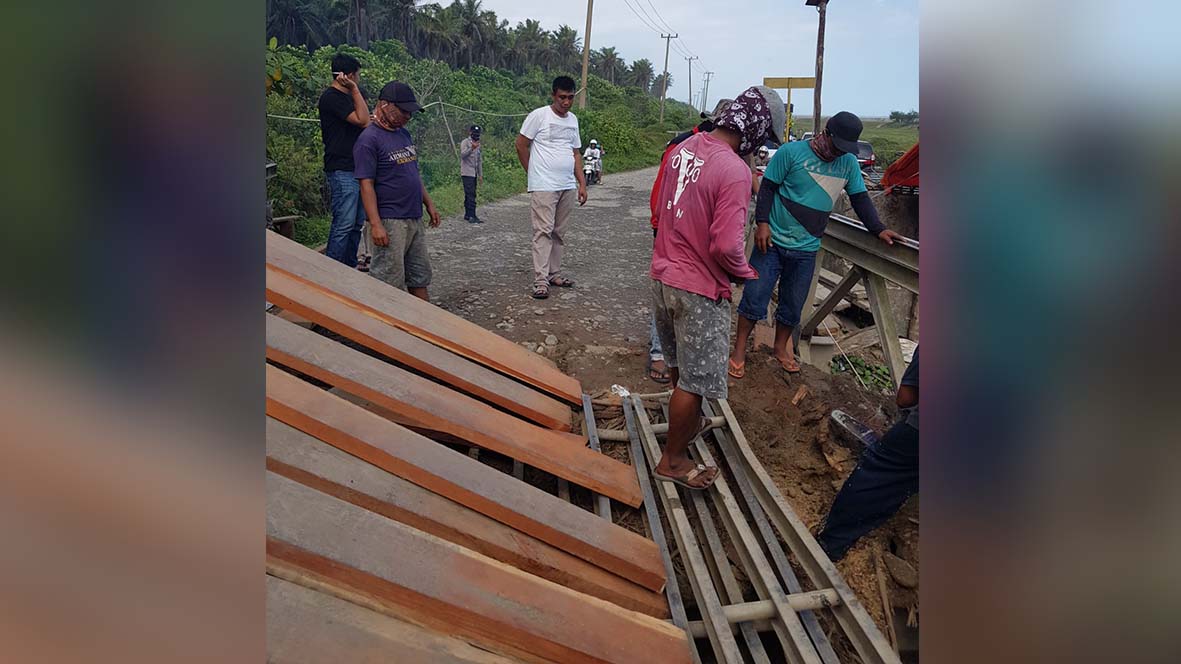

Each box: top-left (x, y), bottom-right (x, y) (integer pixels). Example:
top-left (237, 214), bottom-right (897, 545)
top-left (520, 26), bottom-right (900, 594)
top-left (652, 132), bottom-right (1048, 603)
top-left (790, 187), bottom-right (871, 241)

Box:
top-left (669, 147), bottom-right (705, 207)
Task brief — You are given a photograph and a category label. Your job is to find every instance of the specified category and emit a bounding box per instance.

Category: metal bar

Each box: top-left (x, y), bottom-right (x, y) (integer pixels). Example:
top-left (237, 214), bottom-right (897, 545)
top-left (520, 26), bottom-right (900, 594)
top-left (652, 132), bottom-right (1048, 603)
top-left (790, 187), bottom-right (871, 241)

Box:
top-left (715, 399), bottom-right (901, 664)
top-left (621, 399), bottom-right (702, 664)
top-left (692, 437), bottom-right (822, 664)
top-left (593, 416), bottom-right (725, 441)
top-left (821, 234), bottom-right (918, 294)
top-left (632, 397), bottom-right (744, 664)
top-left (512, 459), bottom-right (523, 480)
top-left (661, 404), bottom-right (771, 664)
top-left (581, 394), bottom-right (612, 520)
top-left (829, 213), bottom-right (919, 251)
top-left (863, 272), bottom-right (906, 387)
top-left (703, 401), bottom-right (840, 664)
top-left (801, 266), bottom-right (864, 337)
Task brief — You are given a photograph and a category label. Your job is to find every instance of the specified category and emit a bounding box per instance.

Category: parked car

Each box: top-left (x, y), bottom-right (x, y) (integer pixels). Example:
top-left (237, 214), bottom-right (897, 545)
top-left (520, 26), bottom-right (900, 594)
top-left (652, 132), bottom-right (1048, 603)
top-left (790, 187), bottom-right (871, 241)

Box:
top-left (855, 140), bottom-right (876, 170)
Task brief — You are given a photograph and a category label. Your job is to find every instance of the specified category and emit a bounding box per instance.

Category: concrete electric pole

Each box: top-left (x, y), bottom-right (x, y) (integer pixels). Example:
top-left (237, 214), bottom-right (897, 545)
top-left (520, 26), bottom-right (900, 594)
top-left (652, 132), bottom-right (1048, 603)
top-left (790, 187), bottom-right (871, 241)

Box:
top-left (807, 0), bottom-right (829, 134)
top-left (684, 55), bottom-right (698, 119)
top-left (578, 0), bottom-right (594, 109)
top-left (658, 33), bottom-right (677, 123)
top-left (702, 71), bottom-right (714, 114)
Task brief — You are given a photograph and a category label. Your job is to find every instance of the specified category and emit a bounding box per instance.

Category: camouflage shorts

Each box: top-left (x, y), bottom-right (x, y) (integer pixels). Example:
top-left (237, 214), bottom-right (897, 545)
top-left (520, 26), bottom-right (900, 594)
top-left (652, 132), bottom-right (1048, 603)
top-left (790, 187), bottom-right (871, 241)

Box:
top-left (650, 280), bottom-right (732, 400)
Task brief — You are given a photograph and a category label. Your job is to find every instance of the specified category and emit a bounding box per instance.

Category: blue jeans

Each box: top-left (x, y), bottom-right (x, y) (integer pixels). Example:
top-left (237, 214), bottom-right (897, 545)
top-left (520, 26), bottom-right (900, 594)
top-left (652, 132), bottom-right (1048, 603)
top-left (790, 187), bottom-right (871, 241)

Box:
top-left (736, 244), bottom-right (818, 328)
top-left (649, 314), bottom-right (664, 362)
top-left (325, 170), bottom-right (366, 267)
top-left (817, 421), bottom-right (919, 560)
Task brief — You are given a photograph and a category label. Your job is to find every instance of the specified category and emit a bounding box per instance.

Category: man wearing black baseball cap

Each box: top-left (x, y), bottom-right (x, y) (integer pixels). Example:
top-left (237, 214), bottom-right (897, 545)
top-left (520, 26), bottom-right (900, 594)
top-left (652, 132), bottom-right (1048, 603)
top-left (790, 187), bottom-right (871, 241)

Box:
top-left (728, 110), bottom-right (903, 379)
top-left (352, 80), bottom-right (441, 301)
top-left (459, 124), bottom-right (483, 223)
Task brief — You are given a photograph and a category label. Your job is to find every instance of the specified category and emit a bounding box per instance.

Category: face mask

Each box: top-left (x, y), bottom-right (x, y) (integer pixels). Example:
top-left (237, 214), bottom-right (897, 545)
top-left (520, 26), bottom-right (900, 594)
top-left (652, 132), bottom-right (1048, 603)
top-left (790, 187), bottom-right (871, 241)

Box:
top-left (810, 132), bottom-right (841, 162)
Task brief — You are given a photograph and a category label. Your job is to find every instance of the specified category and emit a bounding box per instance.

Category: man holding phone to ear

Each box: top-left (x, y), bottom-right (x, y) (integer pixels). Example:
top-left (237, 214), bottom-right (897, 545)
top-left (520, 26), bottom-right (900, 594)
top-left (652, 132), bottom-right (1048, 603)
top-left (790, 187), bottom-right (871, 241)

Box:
top-left (317, 53), bottom-right (370, 268)
top-left (353, 81), bottom-right (442, 302)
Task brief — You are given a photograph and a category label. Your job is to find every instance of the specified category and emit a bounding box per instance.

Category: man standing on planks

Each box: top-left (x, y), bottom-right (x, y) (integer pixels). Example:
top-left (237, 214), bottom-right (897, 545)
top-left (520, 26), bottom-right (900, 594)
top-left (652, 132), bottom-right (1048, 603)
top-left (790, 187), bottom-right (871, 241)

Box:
top-left (817, 346), bottom-right (919, 560)
top-left (353, 81), bottom-right (442, 301)
top-left (515, 76), bottom-right (588, 300)
top-left (459, 124), bottom-right (483, 224)
top-left (317, 53), bottom-right (370, 269)
top-left (728, 111), bottom-right (903, 378)
top-left (648, 86), bottom-right (784, 490)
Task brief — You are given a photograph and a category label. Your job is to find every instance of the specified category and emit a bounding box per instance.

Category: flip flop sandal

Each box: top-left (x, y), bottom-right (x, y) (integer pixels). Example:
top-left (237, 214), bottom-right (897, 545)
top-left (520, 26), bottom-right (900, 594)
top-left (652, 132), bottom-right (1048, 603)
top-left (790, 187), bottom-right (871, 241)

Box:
top-left (654, 464), bottom-right (719, 491)
top-left (647, 358), bottom-right (671, 384)
top-left (777, 357), bottom-right (802, 374)
top-left (531, 285), bottom-right (549, 299)
top-left (727, 358), bottom-right (746, 379)
top-left (548, 276), bottom-right (575, 288)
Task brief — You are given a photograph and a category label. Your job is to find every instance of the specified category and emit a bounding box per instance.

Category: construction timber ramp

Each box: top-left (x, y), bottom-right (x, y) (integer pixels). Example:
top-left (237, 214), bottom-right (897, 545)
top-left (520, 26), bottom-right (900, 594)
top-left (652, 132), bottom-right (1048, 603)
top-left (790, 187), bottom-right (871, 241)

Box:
top-left (264, 231), bottom-right (897, 663)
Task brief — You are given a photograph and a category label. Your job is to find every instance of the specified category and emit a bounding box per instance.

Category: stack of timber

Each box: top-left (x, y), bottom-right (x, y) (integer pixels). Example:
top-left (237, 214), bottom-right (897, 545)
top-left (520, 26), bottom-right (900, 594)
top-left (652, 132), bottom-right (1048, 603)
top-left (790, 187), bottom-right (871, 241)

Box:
top-left (264, 232), bottom-right (688, 663)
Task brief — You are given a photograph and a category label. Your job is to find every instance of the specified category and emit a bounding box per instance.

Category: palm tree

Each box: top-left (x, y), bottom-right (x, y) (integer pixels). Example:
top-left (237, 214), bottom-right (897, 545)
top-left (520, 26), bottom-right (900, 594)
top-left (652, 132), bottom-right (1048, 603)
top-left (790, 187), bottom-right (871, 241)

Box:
top-left (267, 0), bottom-right (338, 49)
top-left (550, 24), bottom-right (581, 73)
top-left (651, 72), bottom-right (673, 98)
top-left (597, 46), bottom-right (622, 85)
top-left (628, 58), bottom-right (655, 91)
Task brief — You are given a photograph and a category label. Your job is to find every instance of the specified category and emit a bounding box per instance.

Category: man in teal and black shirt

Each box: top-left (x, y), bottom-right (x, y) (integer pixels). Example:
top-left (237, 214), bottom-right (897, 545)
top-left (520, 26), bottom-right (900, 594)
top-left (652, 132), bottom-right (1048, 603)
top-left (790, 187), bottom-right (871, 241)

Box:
top-left (728, 111), bottom-right (902, 377)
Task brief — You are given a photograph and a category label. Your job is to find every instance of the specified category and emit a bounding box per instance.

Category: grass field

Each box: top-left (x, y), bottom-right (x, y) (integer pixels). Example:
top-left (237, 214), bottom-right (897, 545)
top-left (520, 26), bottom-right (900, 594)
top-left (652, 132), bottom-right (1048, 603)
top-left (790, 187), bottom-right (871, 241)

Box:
top-left (789, 117), bottom-right (918, 167)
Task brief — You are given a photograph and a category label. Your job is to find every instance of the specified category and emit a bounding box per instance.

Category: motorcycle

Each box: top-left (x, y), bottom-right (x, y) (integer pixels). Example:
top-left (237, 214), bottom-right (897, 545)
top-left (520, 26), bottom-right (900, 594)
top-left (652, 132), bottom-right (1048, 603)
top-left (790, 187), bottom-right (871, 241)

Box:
top-left (582, 154), bottom-right (601, 185)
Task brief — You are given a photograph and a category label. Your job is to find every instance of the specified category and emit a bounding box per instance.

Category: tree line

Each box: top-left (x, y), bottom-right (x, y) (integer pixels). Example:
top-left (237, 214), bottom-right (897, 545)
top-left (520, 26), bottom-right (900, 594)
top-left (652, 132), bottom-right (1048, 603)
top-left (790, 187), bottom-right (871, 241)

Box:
top-left (266, 0), bottom-right (673, 96)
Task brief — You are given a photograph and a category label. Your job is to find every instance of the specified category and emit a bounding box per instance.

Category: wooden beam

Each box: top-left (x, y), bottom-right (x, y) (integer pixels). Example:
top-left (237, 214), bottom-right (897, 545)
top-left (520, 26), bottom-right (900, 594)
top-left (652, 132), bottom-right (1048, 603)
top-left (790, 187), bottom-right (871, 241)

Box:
top-left (801, 267), bottom-right (864, 337)
top-left (264, 364), bottom-right (664, 592)
top-left (266, 472), bottom-right (692, 664)
top-left (266, 231), bottom-right (582, 403)
top-left (631, 397), bottom-right (744, 664)
top-left (267, 575), bottom-right (518, 664)
top-left (265, 316), bottom-right (642, 508)
top-left (863, 273), bottom-right (906, 387)
top-left (266, 417), bottom-right (667, 618)
top-left (266, 267), bottom-right (572, 432)
top-left (715, 400), bottom-right (900, 664)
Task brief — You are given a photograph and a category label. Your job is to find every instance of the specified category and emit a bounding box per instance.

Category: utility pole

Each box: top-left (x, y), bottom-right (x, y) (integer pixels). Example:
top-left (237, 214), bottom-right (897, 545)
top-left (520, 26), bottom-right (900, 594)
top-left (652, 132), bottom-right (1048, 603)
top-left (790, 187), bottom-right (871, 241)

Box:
top-left (658, 33), bottom-right (677, 123)
top-left (577, 0), bottom-right (594, 109)
top-left (807, 0), bottom-right (829, 135)
top-left (702, 71), bottom-right (714, 113)
top-left (684, 55), bottom-right (698, 119)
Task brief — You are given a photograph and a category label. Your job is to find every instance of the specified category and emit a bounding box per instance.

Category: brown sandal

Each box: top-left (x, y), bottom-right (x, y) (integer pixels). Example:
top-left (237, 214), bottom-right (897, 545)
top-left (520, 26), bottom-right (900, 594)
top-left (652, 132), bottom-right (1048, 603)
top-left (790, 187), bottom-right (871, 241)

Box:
top-left (728, 358), bottom-right (746, 379)
top-left (531, 284), bottom-right (549, 299)
top-left (654, 464), bottom-right (719, 490)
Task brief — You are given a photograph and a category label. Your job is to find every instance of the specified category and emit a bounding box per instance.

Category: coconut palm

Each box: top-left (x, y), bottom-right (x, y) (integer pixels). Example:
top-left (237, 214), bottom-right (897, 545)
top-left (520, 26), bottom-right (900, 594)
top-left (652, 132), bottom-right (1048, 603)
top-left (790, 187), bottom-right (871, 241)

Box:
top-left (628, 58), bottom-right (655, 91)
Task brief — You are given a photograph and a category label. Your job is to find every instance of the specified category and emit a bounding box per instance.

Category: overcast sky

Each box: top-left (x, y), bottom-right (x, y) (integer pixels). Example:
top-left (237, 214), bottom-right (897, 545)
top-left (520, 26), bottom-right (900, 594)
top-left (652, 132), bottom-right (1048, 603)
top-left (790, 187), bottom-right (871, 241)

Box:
top-left (482, 0), bottom-right (918, 117)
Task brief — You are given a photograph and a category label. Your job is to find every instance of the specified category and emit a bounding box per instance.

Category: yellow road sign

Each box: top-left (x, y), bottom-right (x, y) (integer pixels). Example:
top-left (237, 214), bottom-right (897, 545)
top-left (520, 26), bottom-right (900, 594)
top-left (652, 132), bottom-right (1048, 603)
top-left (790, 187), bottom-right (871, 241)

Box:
top-left (763, 76), bottom-right (816, 89)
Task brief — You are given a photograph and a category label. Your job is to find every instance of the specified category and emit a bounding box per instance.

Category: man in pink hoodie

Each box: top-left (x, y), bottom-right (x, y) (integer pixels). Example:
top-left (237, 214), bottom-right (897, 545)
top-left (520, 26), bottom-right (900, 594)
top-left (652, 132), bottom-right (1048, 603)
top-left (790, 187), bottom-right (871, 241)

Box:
top-left (650, 86), bottom-right (784, 490)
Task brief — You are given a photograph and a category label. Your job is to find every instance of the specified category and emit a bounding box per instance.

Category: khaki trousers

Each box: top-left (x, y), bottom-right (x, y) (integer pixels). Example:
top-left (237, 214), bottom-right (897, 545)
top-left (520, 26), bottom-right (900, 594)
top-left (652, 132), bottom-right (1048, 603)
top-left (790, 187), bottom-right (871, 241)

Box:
top-left (529, 189), bottom-right (576, 288)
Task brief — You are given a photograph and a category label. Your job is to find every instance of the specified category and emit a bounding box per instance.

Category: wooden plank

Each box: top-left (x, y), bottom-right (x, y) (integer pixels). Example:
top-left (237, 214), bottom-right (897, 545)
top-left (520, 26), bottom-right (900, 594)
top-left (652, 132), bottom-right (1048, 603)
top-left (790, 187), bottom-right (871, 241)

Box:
top-left (267, 267), bottom-right (572, 432)
top-left (266, 472), bottom-right (692, 664)
top-left (265, 316), bottom-right (642, 508)
top-left (715, 400), bottom-right (900, 664)
top-left (266, 417), bottom-right (668, 618)
top-left (267, 575), bottom-right (517, 664)
top-left (702, 402), bottom-right (840, 664)
top-left (657, 404), bottom-right (768, 664)
top-left (582, 394), bottom-right (613, 520)
top-left (864, 273), bottom-right (906, 387)
top-left (266, 231), bottom-right (582, 404)
top-left (802, 267), bottom-right (864, 337)
top-left (692, 437), bottom-right (822, 664)
top-left (265, 364), bottom-right (664, 592)
top-left (818, 267), bottom-right (866, 298)
top-left (631, 397), bottom-right (744, 664)
top-left (621, 400), bottom-right (702, 664)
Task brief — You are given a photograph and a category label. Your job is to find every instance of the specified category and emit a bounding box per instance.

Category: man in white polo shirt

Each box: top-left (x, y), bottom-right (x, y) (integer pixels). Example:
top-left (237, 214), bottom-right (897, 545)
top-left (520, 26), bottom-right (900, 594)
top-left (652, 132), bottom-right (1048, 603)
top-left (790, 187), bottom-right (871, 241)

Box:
top-left (515, 75), bottom-right (588, 299)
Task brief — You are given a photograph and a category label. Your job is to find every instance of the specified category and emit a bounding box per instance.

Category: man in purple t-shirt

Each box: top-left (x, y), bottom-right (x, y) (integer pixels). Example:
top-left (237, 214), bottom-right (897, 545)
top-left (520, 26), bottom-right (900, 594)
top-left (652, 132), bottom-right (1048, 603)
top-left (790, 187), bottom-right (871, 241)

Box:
top-left (354, 81), bottom-right (441, 301)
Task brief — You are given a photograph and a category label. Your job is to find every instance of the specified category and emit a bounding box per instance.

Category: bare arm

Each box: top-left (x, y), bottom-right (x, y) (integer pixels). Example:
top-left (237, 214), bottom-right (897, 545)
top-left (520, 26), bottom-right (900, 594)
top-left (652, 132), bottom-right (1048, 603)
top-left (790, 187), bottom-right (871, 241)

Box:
top-left (359, 179), bottom-right (387, 245)
top-left (421, 181), bottom-right (441, 227)
top-left (515, 134), bottom-right (532, 172)
top-left (573, 148), bottom-right (588, 205)
top-left (336, 76), bottom-right (370, 128)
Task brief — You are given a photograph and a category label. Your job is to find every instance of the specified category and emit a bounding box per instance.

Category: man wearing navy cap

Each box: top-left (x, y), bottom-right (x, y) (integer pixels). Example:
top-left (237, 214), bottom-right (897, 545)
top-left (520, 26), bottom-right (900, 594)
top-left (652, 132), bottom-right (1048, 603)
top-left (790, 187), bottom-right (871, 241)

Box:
top-left (459, 124), bottom-right (483, 223)
top-left (353, 80), bottom-right (442, 301)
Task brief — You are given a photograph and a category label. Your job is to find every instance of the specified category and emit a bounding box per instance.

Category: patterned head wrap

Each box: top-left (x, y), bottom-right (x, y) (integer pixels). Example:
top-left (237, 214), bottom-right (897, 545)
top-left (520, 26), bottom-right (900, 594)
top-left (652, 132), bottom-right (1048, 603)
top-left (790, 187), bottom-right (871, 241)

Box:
top-left (713, 86), bottom-right (774, 156)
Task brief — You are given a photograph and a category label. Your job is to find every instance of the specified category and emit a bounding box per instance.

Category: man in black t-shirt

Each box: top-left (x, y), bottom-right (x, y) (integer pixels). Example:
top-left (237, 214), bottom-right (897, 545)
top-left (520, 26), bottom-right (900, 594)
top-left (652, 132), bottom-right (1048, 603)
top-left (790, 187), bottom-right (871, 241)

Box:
top-left (317, 53), bottom-right (371, 268)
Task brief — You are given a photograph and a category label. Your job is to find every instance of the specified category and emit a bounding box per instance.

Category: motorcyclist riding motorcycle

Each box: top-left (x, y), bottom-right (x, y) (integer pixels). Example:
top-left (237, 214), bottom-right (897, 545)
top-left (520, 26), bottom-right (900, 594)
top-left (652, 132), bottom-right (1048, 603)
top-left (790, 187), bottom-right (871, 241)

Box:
top-left (582, 139), bottom-right (604, 184)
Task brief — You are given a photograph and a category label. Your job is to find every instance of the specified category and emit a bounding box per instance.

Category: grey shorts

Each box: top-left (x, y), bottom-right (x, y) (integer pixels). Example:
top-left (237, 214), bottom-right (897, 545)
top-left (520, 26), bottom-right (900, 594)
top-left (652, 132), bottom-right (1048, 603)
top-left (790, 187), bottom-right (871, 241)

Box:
top-left (369, 217), bottom-right (432, 290)
top-left (650, 279), bottom-right (732, 399)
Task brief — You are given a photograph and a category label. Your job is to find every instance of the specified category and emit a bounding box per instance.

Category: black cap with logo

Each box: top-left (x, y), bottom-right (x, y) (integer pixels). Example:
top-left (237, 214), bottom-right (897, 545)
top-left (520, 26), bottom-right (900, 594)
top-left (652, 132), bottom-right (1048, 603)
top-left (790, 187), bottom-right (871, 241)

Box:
top-left (378, 81), bottom-right (422, 113)
top-left (825, 111), bottom-right (863, 155)
top-left (470, 124), bottom-right (482, 136)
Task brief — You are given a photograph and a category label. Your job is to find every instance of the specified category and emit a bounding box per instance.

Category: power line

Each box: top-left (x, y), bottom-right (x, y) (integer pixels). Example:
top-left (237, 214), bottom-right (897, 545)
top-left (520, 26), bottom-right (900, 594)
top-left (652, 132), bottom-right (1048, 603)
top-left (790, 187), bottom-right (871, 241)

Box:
top-left (618, 0), bottom-right (664, 34)
top-left (641, 0), bottom-right (677, 33)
